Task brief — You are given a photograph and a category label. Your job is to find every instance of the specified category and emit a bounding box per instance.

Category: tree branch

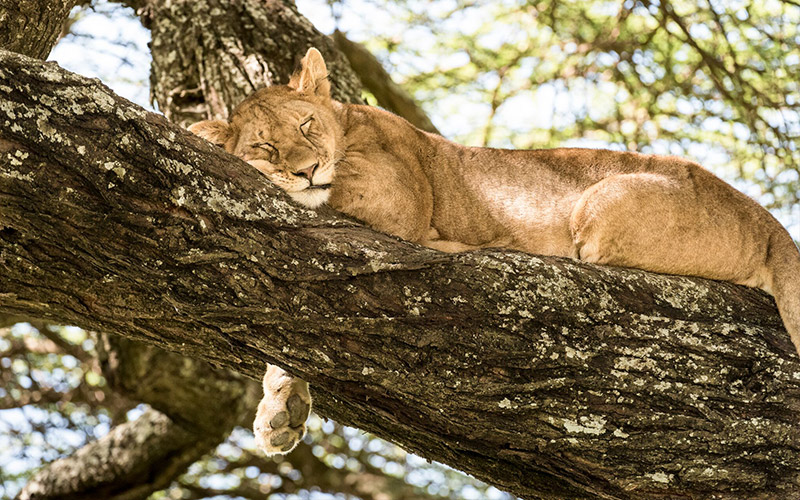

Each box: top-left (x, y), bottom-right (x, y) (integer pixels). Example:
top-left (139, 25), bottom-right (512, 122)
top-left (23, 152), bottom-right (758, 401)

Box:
top-left (17, 408), bottom-right (223, 500)
top-left (2, 50), bottom-right (800, 499)
top-left (12, 332), bottom-right (260, 500)
top-left (220, 441), bottom-right (442, 500)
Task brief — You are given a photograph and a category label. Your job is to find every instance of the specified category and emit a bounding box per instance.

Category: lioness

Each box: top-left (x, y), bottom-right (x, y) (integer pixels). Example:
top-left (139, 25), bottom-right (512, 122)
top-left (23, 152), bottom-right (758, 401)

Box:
top-left (190, 48), bottom-right (800, 455)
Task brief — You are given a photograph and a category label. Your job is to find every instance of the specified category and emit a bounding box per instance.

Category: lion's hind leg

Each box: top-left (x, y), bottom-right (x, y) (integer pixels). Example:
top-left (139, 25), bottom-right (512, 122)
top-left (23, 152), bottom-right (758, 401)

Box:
top-left (569, 171), bottom-right (768, 287)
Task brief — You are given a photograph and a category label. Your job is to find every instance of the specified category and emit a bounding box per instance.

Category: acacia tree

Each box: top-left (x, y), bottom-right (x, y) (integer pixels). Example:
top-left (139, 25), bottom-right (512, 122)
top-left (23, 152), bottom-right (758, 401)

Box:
top-left (2, 1), bottom-right (800, 500)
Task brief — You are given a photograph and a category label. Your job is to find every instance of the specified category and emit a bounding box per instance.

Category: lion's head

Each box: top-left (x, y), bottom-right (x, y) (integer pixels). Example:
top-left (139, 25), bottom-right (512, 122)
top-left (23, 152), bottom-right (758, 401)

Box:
top-left (189, 48), bottom-right (343, 208)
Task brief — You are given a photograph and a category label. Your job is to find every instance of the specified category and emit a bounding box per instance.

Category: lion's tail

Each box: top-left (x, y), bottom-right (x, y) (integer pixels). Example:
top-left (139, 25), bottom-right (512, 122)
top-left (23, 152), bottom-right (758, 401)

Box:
top-left (768, 230), bottom-right (800, 357)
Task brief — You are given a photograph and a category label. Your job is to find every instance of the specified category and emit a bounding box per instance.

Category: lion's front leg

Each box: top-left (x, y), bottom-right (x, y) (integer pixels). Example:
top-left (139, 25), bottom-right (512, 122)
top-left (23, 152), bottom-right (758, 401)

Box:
top-left (253, 364), bottom-right (311, 454)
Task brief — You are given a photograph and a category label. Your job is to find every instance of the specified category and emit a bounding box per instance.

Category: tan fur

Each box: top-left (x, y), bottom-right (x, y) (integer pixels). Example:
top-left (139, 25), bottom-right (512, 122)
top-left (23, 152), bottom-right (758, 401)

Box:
top-left (191, 48), bottom-right (800, 453)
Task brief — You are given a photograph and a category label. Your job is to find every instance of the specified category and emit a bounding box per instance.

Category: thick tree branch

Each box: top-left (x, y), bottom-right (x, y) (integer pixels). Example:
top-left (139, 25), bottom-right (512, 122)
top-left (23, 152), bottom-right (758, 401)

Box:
top-left (2, 51), bottom-right (800, 499)
top-left (13, 332), bottom-right (260, 500)
top-left (1, 2), bottom-right (267, 495)
top-left (97, 334), bottom-right (260, 434)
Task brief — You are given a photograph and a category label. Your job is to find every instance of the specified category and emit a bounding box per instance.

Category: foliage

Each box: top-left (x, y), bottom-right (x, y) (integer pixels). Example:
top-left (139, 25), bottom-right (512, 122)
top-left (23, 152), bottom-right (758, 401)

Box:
top-left (310, 0), bottom-right (799, 229)
top-left (0, 324), bottom-right (510, 500)
top-left (0, 324), bottom-right (125, 498)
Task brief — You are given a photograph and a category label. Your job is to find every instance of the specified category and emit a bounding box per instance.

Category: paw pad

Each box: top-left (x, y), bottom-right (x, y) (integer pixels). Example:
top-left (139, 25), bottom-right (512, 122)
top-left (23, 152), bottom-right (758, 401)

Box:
top-left (253, 369), bottom-right (312, 455)
top-left (269, 411), bottom-right (288, 428)
top-left (287, 394), bottom-right (311, 427)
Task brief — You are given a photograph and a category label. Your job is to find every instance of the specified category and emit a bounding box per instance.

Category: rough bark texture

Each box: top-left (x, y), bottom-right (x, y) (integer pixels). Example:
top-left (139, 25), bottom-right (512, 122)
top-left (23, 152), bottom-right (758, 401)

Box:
top-left (333, 29), bottom-right (441, 134)
top-left (2, 50), bottom-right (800, 499)
top-left (8, 2), bottom-right (369, 492)
top-left (0, 0), bottom-right (78, 59)
top-left (9, 1), bottom-right (448, 496)
top-left (142, 0), bottom-right (364, 125)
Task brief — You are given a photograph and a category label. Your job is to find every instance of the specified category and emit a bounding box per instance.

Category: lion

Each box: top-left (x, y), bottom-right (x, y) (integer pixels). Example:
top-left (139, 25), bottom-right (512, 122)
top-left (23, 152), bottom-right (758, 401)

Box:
top-left (189, 47), bottom-right (800, 455)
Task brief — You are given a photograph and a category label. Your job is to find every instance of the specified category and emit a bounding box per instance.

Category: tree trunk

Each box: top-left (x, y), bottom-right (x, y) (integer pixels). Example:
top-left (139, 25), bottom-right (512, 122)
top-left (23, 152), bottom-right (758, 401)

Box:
top-left (138, 0), bottom-right (364, 125)
top-left (0, 0), bottom-right (78, 59)
top-left (2, 50), bottom-right (799, 499)
top-left (8, 1), bottom-right (443, 496)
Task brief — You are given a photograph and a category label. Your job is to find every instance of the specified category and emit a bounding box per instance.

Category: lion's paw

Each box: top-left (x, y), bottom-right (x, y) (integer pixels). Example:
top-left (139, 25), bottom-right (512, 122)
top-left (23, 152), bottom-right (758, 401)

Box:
top-left (253, 365), bottom-right (311, 455)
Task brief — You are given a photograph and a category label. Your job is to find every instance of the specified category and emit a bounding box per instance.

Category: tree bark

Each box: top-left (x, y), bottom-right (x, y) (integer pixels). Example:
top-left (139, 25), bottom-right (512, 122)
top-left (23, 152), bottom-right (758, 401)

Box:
top-left (1, 2), bottom-right (267, 497)
top-left (0, 0), bottom-right (79, 59)
top-left (17, 408), bottom-right (223, 500)
top-left (2, 49), bottom-right (800, 500)
top-left (14, 329), bottom-right (261, 500)
top-left (8, 1), bottom-right (453, 497)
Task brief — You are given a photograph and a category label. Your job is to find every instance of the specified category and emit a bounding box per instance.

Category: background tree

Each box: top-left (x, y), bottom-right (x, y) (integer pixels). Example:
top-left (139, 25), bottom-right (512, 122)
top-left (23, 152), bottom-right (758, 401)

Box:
top-left (0, 0), bottom-right (796, 500)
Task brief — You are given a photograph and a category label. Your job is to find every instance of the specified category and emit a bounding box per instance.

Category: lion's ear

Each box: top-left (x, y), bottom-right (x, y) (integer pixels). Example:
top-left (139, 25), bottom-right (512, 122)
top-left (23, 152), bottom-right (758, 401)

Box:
top-left (288, 47), bottom-right (331, 99)
top-left (188, 120), bottom-right (232, 147)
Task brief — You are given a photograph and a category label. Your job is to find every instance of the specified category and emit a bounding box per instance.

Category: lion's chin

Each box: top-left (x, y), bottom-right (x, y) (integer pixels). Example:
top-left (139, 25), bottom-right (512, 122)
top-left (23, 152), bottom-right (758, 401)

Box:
top-left (288, 187), bottom-right (331, 208)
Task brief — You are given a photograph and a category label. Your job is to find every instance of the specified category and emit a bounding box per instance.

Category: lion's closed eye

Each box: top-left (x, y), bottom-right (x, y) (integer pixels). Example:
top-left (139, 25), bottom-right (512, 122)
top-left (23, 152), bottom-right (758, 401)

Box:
top-left (254, 142), bottom-right (280, 163)
top-left (300, 118), bottom-right (314, 142)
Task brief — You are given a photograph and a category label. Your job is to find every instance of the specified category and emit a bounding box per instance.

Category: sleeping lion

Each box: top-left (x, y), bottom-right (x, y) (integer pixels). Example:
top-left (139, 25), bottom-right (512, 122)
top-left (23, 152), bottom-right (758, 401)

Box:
top-left (190, 48), bottom-right (800, 454)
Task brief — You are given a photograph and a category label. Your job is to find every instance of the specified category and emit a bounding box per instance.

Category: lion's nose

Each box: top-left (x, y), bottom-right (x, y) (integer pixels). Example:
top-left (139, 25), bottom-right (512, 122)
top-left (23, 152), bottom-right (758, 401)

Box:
top-left (293, 163), bottom-right (318, 180)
